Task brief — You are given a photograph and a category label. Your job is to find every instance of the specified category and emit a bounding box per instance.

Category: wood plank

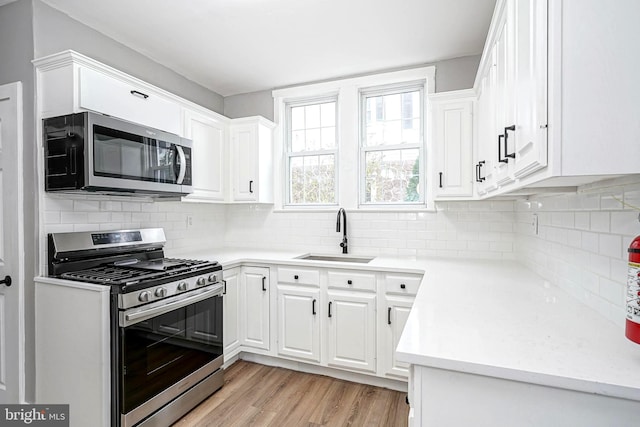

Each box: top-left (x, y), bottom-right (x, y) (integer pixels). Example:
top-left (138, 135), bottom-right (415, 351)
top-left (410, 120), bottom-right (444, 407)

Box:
top-left (172, 360), bottom-right (409, 427)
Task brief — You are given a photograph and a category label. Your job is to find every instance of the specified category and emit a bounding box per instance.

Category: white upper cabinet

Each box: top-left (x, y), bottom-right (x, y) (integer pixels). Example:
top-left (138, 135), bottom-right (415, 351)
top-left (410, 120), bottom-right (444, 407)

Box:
top-left (474, 0), bottom-right (640, 197)
top-left (34, 50), bottom-right (183, 135)
top-left (230, 117), bottom-right (275, 203)
top-left (431, 90), bottom-right (475, 199)
top-left (182, 109), bottom-right (227, 202)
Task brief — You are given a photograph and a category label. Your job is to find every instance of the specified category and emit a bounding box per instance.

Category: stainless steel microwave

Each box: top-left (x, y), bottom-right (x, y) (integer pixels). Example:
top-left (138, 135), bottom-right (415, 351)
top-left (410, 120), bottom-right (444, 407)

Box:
top-left (44, 112), bottom-right (192, 198)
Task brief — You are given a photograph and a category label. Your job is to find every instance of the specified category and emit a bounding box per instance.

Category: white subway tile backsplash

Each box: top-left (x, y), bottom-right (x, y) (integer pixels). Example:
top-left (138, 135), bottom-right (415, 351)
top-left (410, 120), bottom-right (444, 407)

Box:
top-left (590, 211), bottom-right (610, 232)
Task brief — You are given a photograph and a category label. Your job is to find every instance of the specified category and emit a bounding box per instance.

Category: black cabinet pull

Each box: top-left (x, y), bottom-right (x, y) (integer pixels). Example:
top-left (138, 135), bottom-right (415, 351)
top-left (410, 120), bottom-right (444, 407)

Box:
top-left (400, 283), bottom-right (406, 289)
top-left (249, 180), bottom-right (254, 193)
top-left (0, 275), bottom-right (11, 287)
top-left (475, 163), bottom-right (480, 183)
top-left (312, 299), bottom-right (316, 315)
top-left (130, 90), bottom-right (149, 99)
top-left (222, 279), bottom-right (227, 295)
top-left (261, 276), bottom-right (266, 291)
top-left (498, 134), bottom-right (508, 163)
top-left (347, 279), bottom-right (353, 285)
top-left (388, 307), bottom-right (392, 325)
top-left (328, 301), bottom-right (332, 318)
top-left (294, 275), bottom-right (299, 280)
top-left (478, 160), bottom-right (485, 182)
top-left (504, 125), bottom-right (516, 160)
top-left (438, 172), bottom-right (443, 188)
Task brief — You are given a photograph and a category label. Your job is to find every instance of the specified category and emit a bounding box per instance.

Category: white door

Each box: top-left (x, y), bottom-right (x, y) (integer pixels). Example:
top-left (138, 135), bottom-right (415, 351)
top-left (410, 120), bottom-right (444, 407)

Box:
top-left (326, 290), bottom-right (376, 373)
top-left (277, 285), bottom-right (320, 362)
top-left (239, 266), bottom-right (269, 350)
top-left (383, 296), bottom-right (413, 378)
top-left (0, 82), bottom-right (24, 403)
top-left (223, 267), bottom-right (241, 359)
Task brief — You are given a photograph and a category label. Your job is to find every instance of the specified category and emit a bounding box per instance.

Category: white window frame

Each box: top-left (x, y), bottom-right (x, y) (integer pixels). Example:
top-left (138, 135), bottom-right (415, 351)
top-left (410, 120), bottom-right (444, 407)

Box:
top-left (359, 82), bottom-right (426, 206)
top-left (284, 95), bottom-right (339, 207)
top-left (272, 66), bottom-right (435, 212)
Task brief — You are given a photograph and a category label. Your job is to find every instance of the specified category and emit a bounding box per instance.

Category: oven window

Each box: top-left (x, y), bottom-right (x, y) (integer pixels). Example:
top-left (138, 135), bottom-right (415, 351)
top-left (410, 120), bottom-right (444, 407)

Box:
top-left (120, 296), bottom-right (223, 413)
top-left (93, 125), bottom-right (178, 183)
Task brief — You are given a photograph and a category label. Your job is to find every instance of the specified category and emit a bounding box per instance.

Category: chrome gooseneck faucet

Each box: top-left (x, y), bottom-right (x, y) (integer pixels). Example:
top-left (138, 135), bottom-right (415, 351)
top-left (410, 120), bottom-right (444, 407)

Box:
top-left (336, 208), bottom-right (348, 254)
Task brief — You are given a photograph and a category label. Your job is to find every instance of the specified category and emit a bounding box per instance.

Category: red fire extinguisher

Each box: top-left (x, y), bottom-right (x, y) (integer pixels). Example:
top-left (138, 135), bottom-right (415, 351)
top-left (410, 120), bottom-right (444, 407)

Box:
top-left (626, 236), bottom-right (640, 344)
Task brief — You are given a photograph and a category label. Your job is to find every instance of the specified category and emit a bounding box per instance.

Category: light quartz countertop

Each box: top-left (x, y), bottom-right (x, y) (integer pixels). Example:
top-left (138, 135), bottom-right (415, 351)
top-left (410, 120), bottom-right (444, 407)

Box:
top-left (45, 247), bottom-right (640, 402)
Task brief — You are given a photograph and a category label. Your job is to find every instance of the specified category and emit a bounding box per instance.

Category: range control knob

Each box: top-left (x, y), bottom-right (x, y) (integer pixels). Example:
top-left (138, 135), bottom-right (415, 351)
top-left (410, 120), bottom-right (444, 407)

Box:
top-left (177, 282), bottom-right (188, 291)
top-left (154, 287), bottom-right (167, 298)
top-left (197, 277), bottom-right (206, 286)
top-left (208, 274), bottom-right (217, 283)
top-left (138, 291), bottom-right (150, 302)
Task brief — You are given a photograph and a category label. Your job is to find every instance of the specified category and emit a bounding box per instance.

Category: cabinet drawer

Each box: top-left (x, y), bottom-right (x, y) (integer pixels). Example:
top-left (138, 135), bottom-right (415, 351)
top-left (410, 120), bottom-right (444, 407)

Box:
top-left (278, 267), bottom-right (320, 286)
top-left (328, 270), bottom-right (376, 291)
top-left (385, 274), bottom-right (422, 296)
top-left (79, 67), bottom-right (182, 135)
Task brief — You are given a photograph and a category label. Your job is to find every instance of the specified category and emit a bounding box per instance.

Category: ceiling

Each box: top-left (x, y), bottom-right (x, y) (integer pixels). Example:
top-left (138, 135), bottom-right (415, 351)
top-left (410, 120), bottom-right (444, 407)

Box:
top-left (40, 0), bottom-right (496, 97)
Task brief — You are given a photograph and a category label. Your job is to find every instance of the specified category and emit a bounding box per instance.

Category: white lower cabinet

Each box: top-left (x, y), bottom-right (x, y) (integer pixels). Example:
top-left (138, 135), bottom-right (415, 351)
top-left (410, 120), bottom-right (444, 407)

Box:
top-left (276, 284), bottom-right (320, 362)
top-left (239, 266), bottom-right (270, 350)
top-left (326, 289), bottom-right (377, 373)
top-left (382, 296), bottom-right (413, 378)
top-left (223, 267), bottom-right (241, 359)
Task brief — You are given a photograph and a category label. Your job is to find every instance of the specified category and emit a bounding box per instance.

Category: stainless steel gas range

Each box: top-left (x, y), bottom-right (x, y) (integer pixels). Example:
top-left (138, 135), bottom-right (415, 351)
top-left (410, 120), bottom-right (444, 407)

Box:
top-left (48, 228), bottom-right (224, 427)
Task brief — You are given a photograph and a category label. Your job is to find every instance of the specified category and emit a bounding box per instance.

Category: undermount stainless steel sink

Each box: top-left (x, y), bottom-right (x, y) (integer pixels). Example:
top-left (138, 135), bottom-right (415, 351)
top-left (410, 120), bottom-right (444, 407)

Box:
top-left (296, 253), bottom-right (375, 263)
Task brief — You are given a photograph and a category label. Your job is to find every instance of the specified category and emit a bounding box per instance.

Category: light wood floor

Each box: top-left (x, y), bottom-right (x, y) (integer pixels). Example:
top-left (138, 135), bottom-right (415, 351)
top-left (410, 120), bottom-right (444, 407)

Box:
top-left (173, 361), bottom-right (409, 427)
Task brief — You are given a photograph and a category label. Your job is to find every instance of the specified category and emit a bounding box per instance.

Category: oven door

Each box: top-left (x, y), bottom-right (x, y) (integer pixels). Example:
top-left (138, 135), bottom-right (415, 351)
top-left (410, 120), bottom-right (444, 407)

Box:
top-left (86, 112), bottom-right (192, 194)
top-left (118, 288), bottom-right (223, 427)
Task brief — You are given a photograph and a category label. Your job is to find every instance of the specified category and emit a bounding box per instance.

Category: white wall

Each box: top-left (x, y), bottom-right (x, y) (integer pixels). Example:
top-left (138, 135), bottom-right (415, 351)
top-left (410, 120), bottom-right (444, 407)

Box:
top-left (224, 201), bottom-right (516, 259)
top-left (514, 178), bottom-right (640, 327)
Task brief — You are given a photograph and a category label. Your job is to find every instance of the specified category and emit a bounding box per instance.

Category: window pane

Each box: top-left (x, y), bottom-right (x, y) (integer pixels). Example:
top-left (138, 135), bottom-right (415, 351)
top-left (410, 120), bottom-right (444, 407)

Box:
top-left (364, 149), bottom-right (420, 203)
top-left (320, 102), bottom-right (335, 127)
top-left (364, 89), bottom-right (421, 147)
top-left (289, 154), bottom-right (335, 204)
top-left (291, 106), bottom-right (305, 131)
top-left (305, 104), bottom-right (321, 129)
top-left (321, 127), bottom-right (336, 150)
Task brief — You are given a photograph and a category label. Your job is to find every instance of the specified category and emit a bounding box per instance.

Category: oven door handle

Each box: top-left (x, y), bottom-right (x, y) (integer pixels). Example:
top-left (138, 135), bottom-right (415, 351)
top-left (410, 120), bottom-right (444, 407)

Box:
top-left (120, 284), bottom-right (222, 327)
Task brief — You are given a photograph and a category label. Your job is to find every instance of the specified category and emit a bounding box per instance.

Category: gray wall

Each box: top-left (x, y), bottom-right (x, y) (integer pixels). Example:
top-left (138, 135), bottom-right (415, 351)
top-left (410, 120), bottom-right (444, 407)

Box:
top-left (223, 55), bottom-right (481, 121)
top-left (0, 0), bottom-right (37, 404)
top-left (32, 0), bottom-right (224, 114)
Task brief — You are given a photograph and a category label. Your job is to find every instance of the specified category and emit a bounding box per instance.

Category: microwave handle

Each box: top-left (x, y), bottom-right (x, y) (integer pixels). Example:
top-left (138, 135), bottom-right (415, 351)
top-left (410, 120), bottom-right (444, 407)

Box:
top-left (175, 145), bottom-right (187, 184)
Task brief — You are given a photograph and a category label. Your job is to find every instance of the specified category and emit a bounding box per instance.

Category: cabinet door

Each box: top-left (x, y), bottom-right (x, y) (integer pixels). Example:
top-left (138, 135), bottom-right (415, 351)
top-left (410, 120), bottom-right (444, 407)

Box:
top-left (382, 296), bottom-right (413, 378)
top-left (277, 285), bottom-right (320, 362)
top-left (513, 0), bottom-right (548, 179)
top-left (230, 124), bottom-right (258, 201)
top-left (183, 110), bottom-right (226, 202)
top-left (239, 266), bottom-right (270, 350)
top-left (493, 4), bottom-right (516, 187)
top-left (326, 290), bottom-right (376, 373)
top-left (223, 267), bottom-right (241, 357)
top-left (476, 67), bottom-right (498, 195)
top-left (433, 99), bottom-right (473, 198)
top-left (78, 67), bottom-right (182, 135)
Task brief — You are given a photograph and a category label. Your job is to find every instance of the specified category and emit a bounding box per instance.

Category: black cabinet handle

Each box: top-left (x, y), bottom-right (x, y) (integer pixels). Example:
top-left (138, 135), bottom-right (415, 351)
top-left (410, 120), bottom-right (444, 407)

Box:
top-left (475, 163), bottom-right (480, 182)
top-left (438, 172), bottom-right (443, 188)
top-left (328, 301), bottom-right (332, 318)
top-left (222, 279), bottom-right (227, 295)
top-left (312, 299), bottom-right (316, 315)
top-left (498, 134), bottom-right (507, 163)
top-left (294, 275), bottom-right (299, 280)
top-left (478, 160), bottom-right (485, 182)
top-left (504, 125), bottom-right (516, 160)
top-left (249, 180), bottom-right (254, 193)
top-left (400, 283), bottom-right (406, 289)
top-left (347, 279), bottom-right (353, 285)
top-left (0, 275), bottom-right (11, 287)
top-left (261, 276), bottom-right (266, 291)
top-left (130, 90), bottom-right (149, 99)
top-left (388, 307), bottom-right (392, 325)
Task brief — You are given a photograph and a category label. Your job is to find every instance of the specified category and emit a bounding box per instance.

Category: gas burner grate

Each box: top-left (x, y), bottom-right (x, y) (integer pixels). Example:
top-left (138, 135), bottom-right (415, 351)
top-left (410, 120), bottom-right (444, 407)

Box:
top-left (60, 266), bottom-right (149, 284)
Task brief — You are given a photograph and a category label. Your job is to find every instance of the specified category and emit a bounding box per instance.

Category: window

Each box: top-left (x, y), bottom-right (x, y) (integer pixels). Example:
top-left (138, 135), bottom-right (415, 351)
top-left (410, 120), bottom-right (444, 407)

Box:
top-left (274, 66), bottom-right (434, 210)
top-left (361, 85), bottom-right (424, 204)
top-left (285, 98), bottom-right (338, 205)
